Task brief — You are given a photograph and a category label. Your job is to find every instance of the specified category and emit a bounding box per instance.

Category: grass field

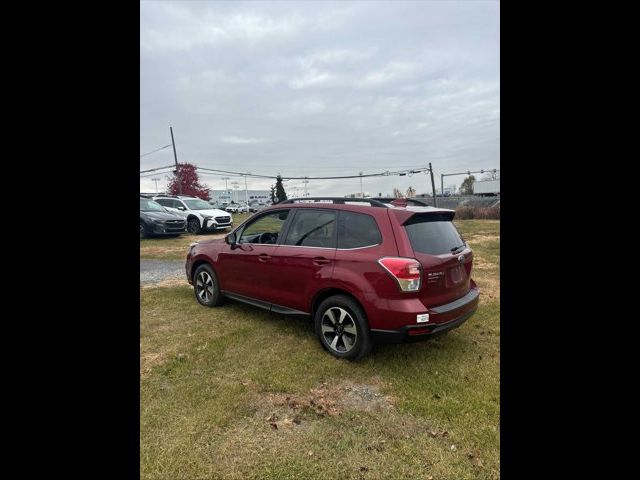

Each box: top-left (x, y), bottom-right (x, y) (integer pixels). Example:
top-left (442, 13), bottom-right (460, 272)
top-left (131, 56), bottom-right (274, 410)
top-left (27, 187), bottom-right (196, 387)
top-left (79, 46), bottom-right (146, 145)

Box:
top-left (140, 219), bottom-right (500, 479)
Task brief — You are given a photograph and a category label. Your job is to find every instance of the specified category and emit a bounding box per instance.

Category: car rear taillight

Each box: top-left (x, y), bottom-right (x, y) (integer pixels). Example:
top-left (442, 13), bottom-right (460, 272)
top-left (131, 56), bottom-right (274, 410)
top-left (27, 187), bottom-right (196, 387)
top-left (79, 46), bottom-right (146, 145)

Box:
top-left (378, 257), bottom-right (422, 292)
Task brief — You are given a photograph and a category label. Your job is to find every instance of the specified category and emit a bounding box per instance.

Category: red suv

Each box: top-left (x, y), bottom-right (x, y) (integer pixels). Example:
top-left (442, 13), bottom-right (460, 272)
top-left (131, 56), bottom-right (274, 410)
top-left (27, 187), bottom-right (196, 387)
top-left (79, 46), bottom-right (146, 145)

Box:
top-left (185, 198), bottom-right (479, 360)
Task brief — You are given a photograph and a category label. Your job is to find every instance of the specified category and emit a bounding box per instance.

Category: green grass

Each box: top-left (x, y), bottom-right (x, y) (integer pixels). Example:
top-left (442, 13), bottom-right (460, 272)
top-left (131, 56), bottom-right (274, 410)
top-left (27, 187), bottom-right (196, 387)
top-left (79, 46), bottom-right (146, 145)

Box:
top-left (140, 220), bottom-right (500, 479)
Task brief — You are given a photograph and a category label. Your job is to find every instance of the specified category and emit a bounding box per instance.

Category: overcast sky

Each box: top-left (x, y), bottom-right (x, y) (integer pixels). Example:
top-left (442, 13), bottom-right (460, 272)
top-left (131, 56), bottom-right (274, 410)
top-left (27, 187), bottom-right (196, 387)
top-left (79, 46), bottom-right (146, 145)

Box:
top-left (140, 0), bottom-right (499, 197)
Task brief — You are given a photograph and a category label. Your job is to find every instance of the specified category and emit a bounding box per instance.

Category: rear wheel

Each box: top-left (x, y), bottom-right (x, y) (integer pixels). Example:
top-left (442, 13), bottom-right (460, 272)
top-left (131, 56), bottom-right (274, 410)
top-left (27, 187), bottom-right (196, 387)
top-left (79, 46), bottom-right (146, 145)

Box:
top-left (193, 264), bottom-right (223, 307)
top-left (187, 218), bottom-right (201, 234)
top-left (314, 295), bottom-right (372, 361)
top-left (140, 222), bottom-right (147, 239)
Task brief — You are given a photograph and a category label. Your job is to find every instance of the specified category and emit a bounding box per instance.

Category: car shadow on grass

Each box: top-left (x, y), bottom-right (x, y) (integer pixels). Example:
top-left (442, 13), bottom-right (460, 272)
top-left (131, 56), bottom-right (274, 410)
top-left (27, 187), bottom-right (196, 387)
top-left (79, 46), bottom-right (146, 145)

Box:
top-left (221, 297), bottom-right (473, 364)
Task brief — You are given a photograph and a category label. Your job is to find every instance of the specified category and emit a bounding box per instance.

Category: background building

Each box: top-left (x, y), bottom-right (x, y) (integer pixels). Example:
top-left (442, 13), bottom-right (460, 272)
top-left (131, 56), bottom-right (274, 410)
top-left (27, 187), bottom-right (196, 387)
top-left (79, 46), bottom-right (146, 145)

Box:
top-left (209, 189), bottom-right (271, 205)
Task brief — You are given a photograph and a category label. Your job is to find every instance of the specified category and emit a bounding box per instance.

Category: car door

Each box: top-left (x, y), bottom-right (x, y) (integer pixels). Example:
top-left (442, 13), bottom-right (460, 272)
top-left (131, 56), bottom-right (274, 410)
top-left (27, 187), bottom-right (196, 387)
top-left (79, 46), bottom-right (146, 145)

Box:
top-left (268, 208), bottom-right (337, 313)
top-left (216, 209), bottom-right (292, 303)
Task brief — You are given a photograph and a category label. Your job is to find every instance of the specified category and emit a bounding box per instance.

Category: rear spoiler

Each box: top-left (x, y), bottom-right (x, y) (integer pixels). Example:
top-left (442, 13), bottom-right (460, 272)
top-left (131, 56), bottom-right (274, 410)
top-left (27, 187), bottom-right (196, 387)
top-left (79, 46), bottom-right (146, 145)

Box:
top-left (389, 207), bottom-right (455, 225)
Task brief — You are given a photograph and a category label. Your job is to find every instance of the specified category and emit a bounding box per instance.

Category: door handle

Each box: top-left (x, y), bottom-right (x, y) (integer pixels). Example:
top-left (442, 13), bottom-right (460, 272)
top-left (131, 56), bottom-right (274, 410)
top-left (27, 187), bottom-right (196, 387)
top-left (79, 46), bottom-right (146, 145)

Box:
top-left (312, 257), bottom-right (331, 266)
top-left (258, 253), bottom-right (271, 262)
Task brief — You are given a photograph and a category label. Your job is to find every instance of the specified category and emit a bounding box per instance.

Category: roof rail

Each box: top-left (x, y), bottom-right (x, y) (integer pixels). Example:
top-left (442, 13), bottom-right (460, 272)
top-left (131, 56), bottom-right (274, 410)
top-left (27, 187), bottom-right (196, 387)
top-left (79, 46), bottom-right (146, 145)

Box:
top-left (370, 197), bottom-right (434, 207)
top-left (278, 197), bottom-right (388, 208)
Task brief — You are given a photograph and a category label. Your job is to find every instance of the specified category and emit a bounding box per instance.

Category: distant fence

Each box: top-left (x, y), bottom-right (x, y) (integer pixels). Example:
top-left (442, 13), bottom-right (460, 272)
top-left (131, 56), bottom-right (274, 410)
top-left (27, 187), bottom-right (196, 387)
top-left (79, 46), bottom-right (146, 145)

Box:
top-left (419, 196), bottom-right (500, 209)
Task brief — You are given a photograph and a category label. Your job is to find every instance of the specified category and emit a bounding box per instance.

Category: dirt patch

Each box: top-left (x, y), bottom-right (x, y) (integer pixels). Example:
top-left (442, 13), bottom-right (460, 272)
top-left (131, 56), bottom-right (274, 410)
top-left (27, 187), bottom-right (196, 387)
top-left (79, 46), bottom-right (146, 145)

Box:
top-left (472, 257), bottom-right (498, 271)
top-left (467, 234), bottom-right (500, 244)
top-left (250, 381), bottom-right (393, 430)
top-left (210, 381), bottom-right (467, 479)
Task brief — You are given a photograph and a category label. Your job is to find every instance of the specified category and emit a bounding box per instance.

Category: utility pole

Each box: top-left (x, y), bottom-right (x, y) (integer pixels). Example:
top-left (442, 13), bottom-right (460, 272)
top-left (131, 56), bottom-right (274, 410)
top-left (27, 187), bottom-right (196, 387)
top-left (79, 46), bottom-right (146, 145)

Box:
top-left (151, 177), bottom-right (160, 193)
top-left (231, 181), bottom-right (239, 203)
top-left (359, 172), bottom-right (363, 198)
top-left (221, 176), bottom-right (230, 199)
top-left (244, 174), bottom-right (249, 205)
top-left (303, 178), bottom-right (309, 197)
top-left (429, 163), bottom-right (437, 207)
top-left (441, 174), bottom-right (444, 199)
top-left (169, 126), bottom-right (181, 194)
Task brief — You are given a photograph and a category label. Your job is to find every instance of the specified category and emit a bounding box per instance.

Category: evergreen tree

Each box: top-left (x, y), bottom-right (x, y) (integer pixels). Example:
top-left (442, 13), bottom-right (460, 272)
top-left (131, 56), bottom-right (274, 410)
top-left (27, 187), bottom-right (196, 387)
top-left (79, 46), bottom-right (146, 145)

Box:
top-left (275, 175), bottom-right (287, 202)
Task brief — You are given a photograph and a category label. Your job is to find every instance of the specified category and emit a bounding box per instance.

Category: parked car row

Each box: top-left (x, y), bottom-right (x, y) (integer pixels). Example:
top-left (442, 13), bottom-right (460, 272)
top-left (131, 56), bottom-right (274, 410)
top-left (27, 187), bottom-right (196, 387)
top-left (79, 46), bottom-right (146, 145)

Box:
top-left (224, 203), bottom-right (249, 213)
top-left (208, 201), bottom-right (271, 214)
top-left (140, 195), bottom-right (234, 238)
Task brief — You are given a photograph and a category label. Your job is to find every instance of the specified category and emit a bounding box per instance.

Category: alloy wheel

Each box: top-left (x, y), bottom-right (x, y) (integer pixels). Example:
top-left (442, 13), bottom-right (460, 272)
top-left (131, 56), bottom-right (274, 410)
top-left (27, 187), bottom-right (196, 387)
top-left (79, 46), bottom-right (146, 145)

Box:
top-left (196, 271), bottom-right (214, 303)
top-left (321, 307), bottom-right (358, 353)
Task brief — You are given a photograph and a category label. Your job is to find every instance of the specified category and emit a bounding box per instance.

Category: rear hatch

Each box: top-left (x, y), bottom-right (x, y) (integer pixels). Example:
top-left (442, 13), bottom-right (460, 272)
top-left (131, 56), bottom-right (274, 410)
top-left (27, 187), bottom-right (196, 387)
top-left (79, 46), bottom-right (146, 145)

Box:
top-left (393, 209), bottom-right (473, 308)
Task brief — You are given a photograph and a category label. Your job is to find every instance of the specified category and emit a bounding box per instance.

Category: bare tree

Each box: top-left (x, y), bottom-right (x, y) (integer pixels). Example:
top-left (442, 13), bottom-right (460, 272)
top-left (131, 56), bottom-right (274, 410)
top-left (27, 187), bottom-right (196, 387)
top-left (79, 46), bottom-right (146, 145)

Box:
top-left (393, 187), bottom-right (403, 198)
top-left (406, 186), bottom-right (416, 198)
top-left (460, 175), bottom-right (476, 195)
top-left (481, 169), bottom-right (500, 181)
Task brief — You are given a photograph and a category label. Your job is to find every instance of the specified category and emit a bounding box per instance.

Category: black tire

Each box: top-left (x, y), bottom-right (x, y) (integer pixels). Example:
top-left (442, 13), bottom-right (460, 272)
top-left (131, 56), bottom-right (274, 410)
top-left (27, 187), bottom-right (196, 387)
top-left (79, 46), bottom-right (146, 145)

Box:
top-left (187, 217), bottom-right (201, 234)
top-left (314, 295), bottom-right (372, 361)
top-left (193, 264), bottom-right (224, 307)
top-left (140, 222), bottom-right (148, 239)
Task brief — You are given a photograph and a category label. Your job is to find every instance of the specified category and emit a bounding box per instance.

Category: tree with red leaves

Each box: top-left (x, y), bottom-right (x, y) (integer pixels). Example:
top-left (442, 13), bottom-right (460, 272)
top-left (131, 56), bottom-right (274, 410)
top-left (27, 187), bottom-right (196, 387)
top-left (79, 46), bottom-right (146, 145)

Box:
top-left (167, 163), bottom-right (210, 200)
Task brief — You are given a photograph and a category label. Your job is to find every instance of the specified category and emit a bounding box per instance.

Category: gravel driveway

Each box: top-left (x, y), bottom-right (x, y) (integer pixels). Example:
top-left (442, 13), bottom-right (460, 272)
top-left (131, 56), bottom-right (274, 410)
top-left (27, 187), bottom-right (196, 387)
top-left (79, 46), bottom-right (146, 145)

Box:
top-left (140, 259), bottom-right (186, 285)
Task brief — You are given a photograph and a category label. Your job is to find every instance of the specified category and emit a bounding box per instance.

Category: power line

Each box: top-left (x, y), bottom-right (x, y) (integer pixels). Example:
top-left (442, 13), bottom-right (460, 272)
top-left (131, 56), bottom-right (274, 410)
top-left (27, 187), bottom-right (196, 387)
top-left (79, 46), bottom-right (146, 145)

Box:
top-left (140, 164), bottom-right (434, 181)
top-left (140, 144), bottom-right (172, 158)
top-left (195, 166), bottom-right (432, 180)
top-left (139, 165), bottom-right (175, 174)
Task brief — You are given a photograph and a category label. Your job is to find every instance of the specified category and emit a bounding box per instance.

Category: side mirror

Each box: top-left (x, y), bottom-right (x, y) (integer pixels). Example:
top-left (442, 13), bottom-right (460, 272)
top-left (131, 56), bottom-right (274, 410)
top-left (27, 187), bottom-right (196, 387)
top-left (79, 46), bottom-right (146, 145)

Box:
top-left (225, 232), bottom-right (238, 249)
top-left (177, 206), bottom-right (186, 211)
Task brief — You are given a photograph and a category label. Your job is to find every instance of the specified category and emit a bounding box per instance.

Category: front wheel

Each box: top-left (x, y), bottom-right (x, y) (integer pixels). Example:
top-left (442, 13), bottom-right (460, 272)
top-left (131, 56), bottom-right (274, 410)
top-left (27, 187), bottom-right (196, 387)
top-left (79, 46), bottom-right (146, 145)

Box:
top-left (193, 264), bottom-right (224, 307)
top-left (314, 295), bottom-right (372, 361)
top-left (187, 218), bottom-right (201, 234)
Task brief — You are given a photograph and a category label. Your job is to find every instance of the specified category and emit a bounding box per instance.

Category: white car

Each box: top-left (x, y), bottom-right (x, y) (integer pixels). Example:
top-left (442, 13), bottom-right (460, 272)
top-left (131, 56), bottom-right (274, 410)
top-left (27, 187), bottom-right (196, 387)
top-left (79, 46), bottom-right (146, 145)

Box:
top-left (225, 203), bottom-right (249, 213)
top-left (153, 195), bottom-right (233, 234)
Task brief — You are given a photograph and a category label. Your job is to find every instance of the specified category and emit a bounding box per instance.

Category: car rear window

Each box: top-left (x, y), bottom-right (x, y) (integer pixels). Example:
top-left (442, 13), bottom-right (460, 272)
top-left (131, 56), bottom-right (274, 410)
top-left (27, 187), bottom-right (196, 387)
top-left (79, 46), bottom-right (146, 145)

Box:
top-left (337, 211), bottom-right (382, 249)
top-left (404, 217), bottom-right (465, 255)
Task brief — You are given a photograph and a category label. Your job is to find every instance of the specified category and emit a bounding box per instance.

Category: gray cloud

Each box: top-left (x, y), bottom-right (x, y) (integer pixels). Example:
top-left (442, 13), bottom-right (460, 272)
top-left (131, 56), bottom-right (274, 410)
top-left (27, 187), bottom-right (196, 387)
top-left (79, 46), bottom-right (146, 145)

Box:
top-left (140, 0), bottom-right (499, 196)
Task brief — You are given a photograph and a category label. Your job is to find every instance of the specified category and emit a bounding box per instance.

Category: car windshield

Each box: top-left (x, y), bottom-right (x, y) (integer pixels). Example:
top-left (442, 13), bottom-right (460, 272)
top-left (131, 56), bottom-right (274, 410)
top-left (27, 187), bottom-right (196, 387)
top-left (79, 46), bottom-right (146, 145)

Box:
top-left (183, 199), bottom-right (212, 210)
top-left (140, 198), bottom-right (166, 212)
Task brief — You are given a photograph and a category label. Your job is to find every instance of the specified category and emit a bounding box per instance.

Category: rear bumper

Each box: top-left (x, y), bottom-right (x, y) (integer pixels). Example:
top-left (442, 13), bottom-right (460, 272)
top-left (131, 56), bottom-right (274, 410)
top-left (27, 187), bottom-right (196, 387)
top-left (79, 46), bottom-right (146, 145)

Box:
top-left (369, 286), bottom-right (479, 344)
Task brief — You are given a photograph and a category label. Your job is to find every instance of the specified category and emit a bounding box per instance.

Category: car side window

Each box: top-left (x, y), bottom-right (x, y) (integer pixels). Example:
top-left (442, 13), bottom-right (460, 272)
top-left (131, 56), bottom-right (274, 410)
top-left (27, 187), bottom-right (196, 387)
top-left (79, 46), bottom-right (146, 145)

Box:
top-left (337, 211), bottom-right (382, 249)
top-left (156, 199), bottom-right (170, 207)
top-left (239, 210), bottom-right (289, 245)
top-left (284, 210), bottom-right (336, 248)
top-left (174, 200), bottom-right (186, 209)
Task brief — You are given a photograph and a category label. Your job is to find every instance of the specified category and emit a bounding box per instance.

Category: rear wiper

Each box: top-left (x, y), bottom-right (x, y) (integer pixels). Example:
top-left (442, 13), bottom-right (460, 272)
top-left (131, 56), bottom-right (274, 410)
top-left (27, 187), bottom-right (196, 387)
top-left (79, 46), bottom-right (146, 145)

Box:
top-left (451, 244), bottom-right (465, 254)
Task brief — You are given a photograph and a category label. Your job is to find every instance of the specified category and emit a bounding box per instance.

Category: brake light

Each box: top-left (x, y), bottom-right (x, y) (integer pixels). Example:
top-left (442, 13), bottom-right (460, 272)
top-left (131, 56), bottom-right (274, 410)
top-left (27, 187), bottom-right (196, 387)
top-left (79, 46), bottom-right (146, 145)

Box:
top-left (378, 257), bottom-right (422, 292)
